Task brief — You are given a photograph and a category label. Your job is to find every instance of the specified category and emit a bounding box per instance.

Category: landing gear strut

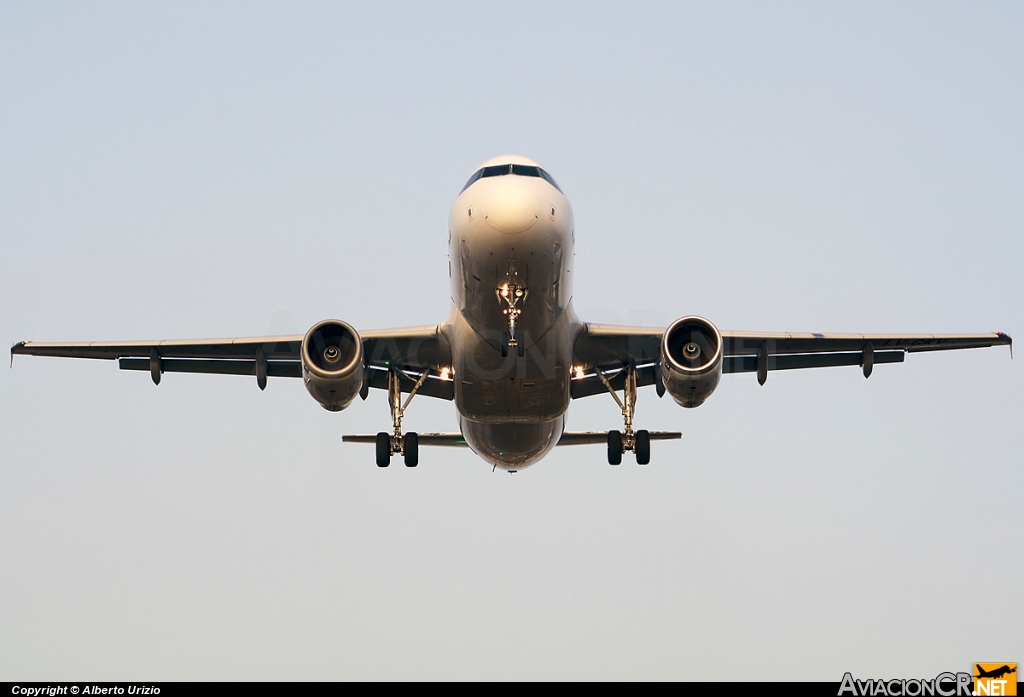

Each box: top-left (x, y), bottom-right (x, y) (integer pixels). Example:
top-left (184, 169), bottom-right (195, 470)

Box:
top-left (497, 284), bottom-right (528, 357)
top-left (596, 363), bottom-right (651, 465)
top-left (375, 366), bottom-right (428, 468)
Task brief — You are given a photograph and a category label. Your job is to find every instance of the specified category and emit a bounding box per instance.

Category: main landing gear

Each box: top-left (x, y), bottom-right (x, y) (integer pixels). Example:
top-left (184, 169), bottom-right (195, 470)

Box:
top-left (375, 366), bottom-right (428, 468)
top-left (596, 362), bottom-right (651, 466)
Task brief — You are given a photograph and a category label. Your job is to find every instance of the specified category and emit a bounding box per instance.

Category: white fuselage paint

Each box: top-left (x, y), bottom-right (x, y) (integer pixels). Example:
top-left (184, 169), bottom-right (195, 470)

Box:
top-left (443, 156), bottom-right (580, 470)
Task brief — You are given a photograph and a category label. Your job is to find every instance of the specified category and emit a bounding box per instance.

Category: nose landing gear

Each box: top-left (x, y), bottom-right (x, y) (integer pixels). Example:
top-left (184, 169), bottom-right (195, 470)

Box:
top-left (496, 284), bottom-right (528, 357)
top-left (375, 366), bottom-right (428, 467)
top-left (595, 363), bottom-right (651, 465)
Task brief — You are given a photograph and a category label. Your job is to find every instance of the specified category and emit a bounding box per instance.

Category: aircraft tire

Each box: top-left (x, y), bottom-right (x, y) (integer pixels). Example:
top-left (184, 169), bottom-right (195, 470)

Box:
top-left (635, 429), bottom-right (651, 465)
top-left (501, 333), bottom-right (509, 358)
top-left (607, 430), bottom-right (622, 465)
top-left (375, 432), bottom-right (391, 467)
top-left (404, 432), bottom-right (419, 467)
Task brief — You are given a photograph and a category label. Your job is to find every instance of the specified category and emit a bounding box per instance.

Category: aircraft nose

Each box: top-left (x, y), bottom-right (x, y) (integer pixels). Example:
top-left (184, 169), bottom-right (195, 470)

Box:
top-left (484, 183), bottom-right (541, 234)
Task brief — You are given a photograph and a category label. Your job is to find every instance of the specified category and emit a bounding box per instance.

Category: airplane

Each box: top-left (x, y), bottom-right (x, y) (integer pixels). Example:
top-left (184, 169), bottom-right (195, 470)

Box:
top-left (975, 665), bottom-right (1016, 680)
top-left (11, 155), bottom-right (1013, 472)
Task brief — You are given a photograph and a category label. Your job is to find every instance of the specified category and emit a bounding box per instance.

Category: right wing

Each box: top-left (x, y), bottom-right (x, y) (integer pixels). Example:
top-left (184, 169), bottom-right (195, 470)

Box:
top-left (11, 324), bottom-right (455, 400)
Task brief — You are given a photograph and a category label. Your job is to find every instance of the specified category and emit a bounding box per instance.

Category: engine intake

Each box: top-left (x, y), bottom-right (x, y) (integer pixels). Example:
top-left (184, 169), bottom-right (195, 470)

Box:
top-left (660, 316), bottom-right (723, 408)
top-left (301, 320), bottom-right (364, 411)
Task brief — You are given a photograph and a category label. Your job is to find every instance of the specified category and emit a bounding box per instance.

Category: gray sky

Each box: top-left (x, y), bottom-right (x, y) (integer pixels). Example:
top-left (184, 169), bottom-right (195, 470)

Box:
top-left (1, 1), bottom-right (1021, 681)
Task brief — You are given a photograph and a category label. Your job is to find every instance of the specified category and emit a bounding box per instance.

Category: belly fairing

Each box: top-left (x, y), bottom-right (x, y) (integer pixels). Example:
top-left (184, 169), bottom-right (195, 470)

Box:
top-left (445, 307), bottom-right (576, 424)
top-left (460, 416), bottom-right (564, 470)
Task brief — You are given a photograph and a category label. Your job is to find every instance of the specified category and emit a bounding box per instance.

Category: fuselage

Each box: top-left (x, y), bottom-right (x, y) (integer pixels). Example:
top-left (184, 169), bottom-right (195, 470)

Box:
top-left (442, 155), bottom-right (580, 470)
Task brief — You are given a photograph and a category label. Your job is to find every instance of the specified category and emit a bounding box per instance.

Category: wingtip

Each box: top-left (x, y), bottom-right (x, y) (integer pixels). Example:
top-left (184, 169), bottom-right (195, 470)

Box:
top-left (997, 332), bottom-right (1012, 359)
top-left (10, 341), bottom-right (25, 368)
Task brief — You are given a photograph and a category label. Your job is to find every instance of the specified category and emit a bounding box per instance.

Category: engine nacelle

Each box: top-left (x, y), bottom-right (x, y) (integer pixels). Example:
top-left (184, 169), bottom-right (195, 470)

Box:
top-left (659, 316), bottom-right (723, 408)
top-left (301, 320), bottom-right (364, 412)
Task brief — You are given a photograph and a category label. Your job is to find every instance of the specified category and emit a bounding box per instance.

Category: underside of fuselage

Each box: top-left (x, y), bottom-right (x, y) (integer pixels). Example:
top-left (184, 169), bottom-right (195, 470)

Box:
top-left (459, 417), bottom-right (565, 471)
top-left (444, 155), bottom-right (579, 469)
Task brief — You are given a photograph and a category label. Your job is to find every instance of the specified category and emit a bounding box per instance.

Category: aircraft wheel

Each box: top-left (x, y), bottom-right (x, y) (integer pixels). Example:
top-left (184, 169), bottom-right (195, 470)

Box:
top-left (607, 430), bottom-right (622, 465)
top-left (516, 336), bottom-right (526, 357)
top-left (501, 333), bottom-right (509, 358)
top-left (375, 432), bottom-right (391, 467)
top-left (404, 432), bottom-right (419, 467)
top-left (635, 429), bottom-right (651, 465)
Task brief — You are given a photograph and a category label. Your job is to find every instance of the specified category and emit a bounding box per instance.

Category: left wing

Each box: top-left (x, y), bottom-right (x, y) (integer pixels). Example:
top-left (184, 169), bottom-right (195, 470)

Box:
top-left (570, 324), bottom-right (1012, 397)
top-left (11, 325), bottom-right (454, 399)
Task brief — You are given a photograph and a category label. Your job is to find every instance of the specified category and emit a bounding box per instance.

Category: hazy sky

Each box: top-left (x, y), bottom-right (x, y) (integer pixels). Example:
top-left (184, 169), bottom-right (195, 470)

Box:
top-left (2, 2), bottom-right (1021, 680)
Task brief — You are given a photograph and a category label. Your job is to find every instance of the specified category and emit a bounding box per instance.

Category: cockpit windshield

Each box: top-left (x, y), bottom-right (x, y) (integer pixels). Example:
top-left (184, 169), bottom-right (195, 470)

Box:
top-left (460, 164), bottom-right (563, 194)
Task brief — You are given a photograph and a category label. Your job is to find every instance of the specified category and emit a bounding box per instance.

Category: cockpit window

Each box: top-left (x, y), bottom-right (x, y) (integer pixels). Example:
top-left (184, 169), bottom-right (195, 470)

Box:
top-left (510, 164), bottom-right (538, 177)
top-left (460, 168), bottom-right (484, 192)
top-left (538, 168), bottom-right (561, 192)
top-left (482, 164), bottom-right (511, 178)
top-left (460, 164), bottom-right (563, 194)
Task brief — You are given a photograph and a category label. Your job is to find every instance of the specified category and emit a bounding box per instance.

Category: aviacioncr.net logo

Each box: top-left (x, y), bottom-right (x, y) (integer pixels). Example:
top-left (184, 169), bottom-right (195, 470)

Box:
top-left (839, 672), bottom-right (973, 696)
top-left (973, 663), bottom-right (1017, 697)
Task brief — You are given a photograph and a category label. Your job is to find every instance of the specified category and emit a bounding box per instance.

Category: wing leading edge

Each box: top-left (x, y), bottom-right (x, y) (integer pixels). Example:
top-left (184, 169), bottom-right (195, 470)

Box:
top-left (11, 325), bottom-right (455, 400)
top-left (570, 324), bottom-right (1011, 397)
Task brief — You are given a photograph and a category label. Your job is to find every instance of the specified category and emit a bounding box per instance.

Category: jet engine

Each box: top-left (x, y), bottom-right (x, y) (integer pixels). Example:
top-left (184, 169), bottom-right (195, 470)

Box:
top-left (300, 320), bottom-right (364, 412)
top-left (659, 316), bottom-right (723, 408)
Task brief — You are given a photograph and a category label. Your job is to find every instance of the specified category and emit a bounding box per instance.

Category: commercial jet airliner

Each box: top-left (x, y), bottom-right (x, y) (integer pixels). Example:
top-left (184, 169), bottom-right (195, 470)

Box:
top-left (12, 155), bottom-right (1012, 472)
